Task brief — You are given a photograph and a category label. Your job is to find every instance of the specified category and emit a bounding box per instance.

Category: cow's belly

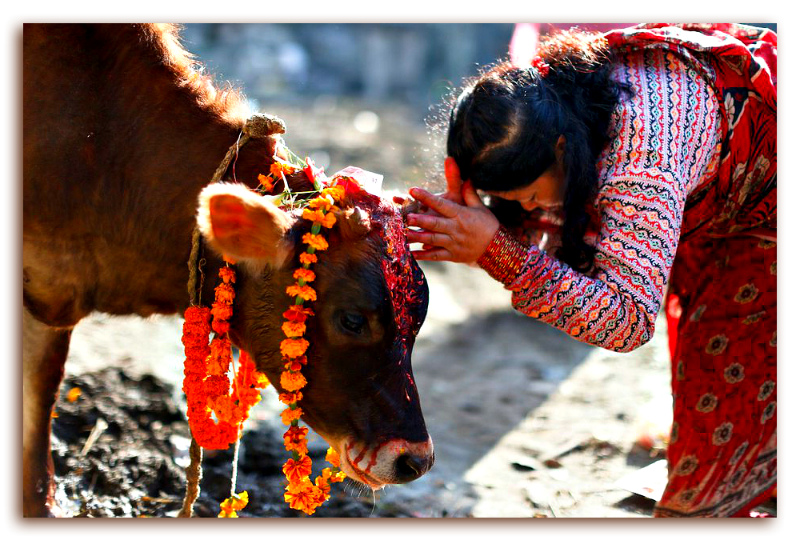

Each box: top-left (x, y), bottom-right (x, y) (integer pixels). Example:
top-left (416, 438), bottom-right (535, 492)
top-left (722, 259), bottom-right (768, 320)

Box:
top-left (23, 235), bottom-right (97, 328)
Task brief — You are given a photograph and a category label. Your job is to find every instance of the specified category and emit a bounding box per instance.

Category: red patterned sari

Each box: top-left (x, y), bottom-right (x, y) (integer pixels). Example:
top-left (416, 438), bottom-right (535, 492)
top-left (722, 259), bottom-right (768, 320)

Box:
top-left (481, 23), bottom-right (776, 517)
top-left (606, 24), bottom-right (777, 517)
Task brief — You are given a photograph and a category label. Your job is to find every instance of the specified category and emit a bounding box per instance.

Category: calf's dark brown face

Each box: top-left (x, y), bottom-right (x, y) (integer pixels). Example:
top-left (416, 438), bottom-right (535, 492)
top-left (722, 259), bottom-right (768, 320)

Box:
top-left (197, 182), bottom-right (432, 489)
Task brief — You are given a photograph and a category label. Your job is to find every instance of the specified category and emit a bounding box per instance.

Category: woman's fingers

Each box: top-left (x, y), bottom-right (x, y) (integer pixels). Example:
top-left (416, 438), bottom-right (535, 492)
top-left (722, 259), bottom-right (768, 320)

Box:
top-left (444, 157), bottom-right (464, 204)
top-left (406, 228), bottom-right (451, 247)
top-left (410, 246), bottom-right (453, 262)
top-left (409, 187), bottom-right (460, 218)
top-left (406, 211), bottom-right (453, 234)
top-left (462, 180), bottom-right (486, 209)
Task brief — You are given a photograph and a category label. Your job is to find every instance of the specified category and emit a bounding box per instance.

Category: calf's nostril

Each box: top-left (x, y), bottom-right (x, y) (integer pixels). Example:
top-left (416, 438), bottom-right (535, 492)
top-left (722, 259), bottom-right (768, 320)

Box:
top-left (394, 453), bottom-right (426, 483)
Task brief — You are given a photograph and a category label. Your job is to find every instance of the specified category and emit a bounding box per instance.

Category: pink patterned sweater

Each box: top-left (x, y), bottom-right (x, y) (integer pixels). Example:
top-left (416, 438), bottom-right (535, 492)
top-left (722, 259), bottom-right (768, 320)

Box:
top-left (479, 48), bottom-right (722, 352)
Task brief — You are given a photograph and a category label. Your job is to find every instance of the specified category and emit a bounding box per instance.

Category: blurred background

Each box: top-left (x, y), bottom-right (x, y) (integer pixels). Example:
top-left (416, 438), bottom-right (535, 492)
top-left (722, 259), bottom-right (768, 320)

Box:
top-left (181, 23), bottom-right (524, 193)
top-left (178, 22), bottom-right (775, 192)
top-left (55, 23), bottom-right (776, 518)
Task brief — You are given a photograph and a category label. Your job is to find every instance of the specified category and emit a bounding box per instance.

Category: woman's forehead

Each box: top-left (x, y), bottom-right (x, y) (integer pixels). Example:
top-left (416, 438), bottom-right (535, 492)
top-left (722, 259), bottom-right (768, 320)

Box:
top-left (484, 182), bottom-right (538, 201)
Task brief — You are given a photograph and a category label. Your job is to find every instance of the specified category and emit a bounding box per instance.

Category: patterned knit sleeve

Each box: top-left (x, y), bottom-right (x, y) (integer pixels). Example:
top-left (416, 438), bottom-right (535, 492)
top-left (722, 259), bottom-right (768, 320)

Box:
top-left (480, 48), bottom-right (721, 352)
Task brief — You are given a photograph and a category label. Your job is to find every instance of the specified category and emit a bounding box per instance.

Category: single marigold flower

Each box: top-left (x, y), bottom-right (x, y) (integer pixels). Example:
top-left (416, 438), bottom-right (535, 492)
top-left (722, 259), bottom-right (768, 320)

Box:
top-left (282, 356), bottom-right (307, 371)
top-left (307, 195), bottom-right (334, 212)
top-left (283, 305), bottom-right (314, 323)
top-left (211, 303), bottom-right (233, 322)
top-left (284, 360), bottom-right (304, 372)
top-left (212, 319), bottom-right (230, 335)
top-left (270, 160), bottom-right (295, 177)
top-left (279, 391), bottom-right (303, 405)
top-left (281, 406), bottom-right (303, 425)
top-left (214, 282), bottom-right (235, 305)
top-left (66, 387), bottom-right (82, 403)
top-left (284, 479), bottom-right (323, 515)
top-left (218, 267), bottom-right (236, 284)
top-left (320, 211), bottom-right (337, 228)
top-left (283, 454), bottom-right (313, 484)
top-left (258, 173), bottom-right (276, 193)
top-left (325, 447), bottom-right (341, 468)
top-left (282, 320), bottom-right (306, 338)
top-left (330, 470), bottom-right (346, 483)
top-left (218, 491), bottom-right (249, 518)
top-left (302, 207), bottom-right (323, 222)
top-left (314, 476), bottom-right (332, 501)
top-left (302, 233), bottom-right (329, 251)
top-left (293, 268), bottom-right (316, 283)
top-left (280, 370), bottom-right (308, 392)
top-left (299, 252), bottom-right (318, 266)
top-left (294, 355), bottom-right (308, 366)
top-left (280, 338), bottom-right (309, 359)
top-left (302, 208), bottom-right (336, 229)
top-left (320, 185), bottom-right (346, 202)
top-left (286, 284), bottom-right (317, 302)
top-left (284, 425), bottom-right (309, 454)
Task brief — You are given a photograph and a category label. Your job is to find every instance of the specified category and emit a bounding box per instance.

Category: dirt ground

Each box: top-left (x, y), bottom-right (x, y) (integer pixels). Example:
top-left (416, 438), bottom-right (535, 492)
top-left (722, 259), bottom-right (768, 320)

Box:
top-left (53, 258), bottom-right (674, 518)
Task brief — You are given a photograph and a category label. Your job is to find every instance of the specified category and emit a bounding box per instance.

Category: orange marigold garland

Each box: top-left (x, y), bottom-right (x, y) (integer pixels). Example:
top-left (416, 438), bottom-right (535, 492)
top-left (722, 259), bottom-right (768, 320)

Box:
top-left (182, 264), bottom-right (268, 451)
top-left (181, 262), bottom-right (269, 517)
top-left (182, 140), bottom-right (353, 516)
top-left (278, 184), bottom-right (347, 515)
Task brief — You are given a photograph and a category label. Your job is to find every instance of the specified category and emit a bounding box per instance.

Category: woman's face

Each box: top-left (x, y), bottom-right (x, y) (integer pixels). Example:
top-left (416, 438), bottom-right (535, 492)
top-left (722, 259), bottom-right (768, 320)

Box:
top-left (482, 135), bottom-right (567, 213)
top-left (484, 160), bottom-right (566, 213)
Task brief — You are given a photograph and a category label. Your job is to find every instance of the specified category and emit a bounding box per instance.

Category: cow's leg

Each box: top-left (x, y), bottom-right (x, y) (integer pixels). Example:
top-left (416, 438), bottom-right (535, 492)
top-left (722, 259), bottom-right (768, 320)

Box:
top-left (22, 307), bottom-right (72, 517)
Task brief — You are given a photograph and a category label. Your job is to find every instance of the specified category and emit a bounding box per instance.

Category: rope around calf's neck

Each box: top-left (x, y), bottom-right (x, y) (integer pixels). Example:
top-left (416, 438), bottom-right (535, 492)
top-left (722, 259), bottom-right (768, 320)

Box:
top-left (186, 113), bottom-right (285, 307)
top-left (178, 113), bottom-right (285, 518)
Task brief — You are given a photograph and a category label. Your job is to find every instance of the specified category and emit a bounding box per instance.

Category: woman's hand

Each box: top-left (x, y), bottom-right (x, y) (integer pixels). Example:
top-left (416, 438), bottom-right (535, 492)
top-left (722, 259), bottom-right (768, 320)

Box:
top-left (394, 157), bottom-right (465, 209)
top-left (406, 180), bottom-right (500, 264)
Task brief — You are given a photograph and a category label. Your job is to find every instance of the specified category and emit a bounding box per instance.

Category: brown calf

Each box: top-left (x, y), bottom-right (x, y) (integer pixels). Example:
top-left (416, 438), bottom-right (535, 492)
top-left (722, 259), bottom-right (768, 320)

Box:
top-left (23, 23), bottom-right (432, 517)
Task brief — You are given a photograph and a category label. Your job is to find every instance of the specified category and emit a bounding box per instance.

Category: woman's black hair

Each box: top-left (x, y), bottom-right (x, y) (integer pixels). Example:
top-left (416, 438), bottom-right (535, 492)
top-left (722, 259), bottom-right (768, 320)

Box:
top-left (446, 31), bottom-right (632, 272)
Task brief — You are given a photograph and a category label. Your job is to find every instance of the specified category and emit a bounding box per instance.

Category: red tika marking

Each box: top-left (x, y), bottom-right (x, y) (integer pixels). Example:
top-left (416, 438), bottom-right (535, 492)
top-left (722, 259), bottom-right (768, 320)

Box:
top-left (353, 444), bottom-right (369, 467)
top-left (331, 177), bottom-right (426, 404)
top-left (363, 440), bottom-right (389, 474)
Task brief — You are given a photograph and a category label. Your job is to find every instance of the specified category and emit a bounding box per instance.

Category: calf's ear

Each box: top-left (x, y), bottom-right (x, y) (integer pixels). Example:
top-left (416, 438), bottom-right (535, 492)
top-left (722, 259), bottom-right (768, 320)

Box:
top-left (197, 183), bottom-right (294, 268)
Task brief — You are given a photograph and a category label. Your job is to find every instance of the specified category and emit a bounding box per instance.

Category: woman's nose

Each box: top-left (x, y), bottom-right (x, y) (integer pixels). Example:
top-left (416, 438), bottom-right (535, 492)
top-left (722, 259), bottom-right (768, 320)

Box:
top-left (521, 200), bottom-right (540, 212)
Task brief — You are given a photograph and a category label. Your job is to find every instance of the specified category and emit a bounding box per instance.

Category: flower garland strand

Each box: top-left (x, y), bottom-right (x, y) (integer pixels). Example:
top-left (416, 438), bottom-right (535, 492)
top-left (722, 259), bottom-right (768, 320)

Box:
top-left (181, 261), bottom-right (269, 517)
top-left (182, 263), bottom-right (269, 451)
top-left (279, 184), bottom-right (347, 515)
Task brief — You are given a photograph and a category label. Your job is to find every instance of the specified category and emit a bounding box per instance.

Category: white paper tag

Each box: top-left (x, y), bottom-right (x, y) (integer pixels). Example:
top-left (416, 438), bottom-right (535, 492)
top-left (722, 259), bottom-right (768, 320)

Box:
top-left (332, 166), bottom-right (384, 197)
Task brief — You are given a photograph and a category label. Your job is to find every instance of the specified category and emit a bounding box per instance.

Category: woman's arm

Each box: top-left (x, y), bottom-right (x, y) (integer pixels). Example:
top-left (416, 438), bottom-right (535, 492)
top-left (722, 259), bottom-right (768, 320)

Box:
top-left (409, 48), bottom-right (720, 352)
top-left (497, 167), bottom-right (689, 352)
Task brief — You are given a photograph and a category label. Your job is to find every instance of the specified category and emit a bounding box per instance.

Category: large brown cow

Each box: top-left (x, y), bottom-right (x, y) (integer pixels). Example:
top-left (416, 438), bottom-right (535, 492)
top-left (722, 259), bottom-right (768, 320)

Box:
top-left (22, 23), bottom-right (433, 517)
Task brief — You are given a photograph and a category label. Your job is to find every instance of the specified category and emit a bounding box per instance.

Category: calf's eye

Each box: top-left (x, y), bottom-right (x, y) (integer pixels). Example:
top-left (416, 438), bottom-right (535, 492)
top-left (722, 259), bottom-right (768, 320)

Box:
top-left (340, 311), bottom-right (367, 335)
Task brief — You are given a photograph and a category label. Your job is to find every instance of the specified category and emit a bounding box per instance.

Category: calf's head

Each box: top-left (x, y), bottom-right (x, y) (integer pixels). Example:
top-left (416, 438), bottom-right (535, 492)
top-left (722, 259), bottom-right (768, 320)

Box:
top-left (197, 179), bottom-right (432, 488)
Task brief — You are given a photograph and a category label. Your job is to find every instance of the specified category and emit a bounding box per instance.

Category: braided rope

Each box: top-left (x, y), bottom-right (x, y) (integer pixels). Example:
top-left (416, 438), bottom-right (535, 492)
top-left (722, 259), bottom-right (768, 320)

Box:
top-left (179, 113), bottom-right (285, 517)
top-left (187, 113), bottom-right (285, 307)
top-left (177, 439), bottom-right (203, 518)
